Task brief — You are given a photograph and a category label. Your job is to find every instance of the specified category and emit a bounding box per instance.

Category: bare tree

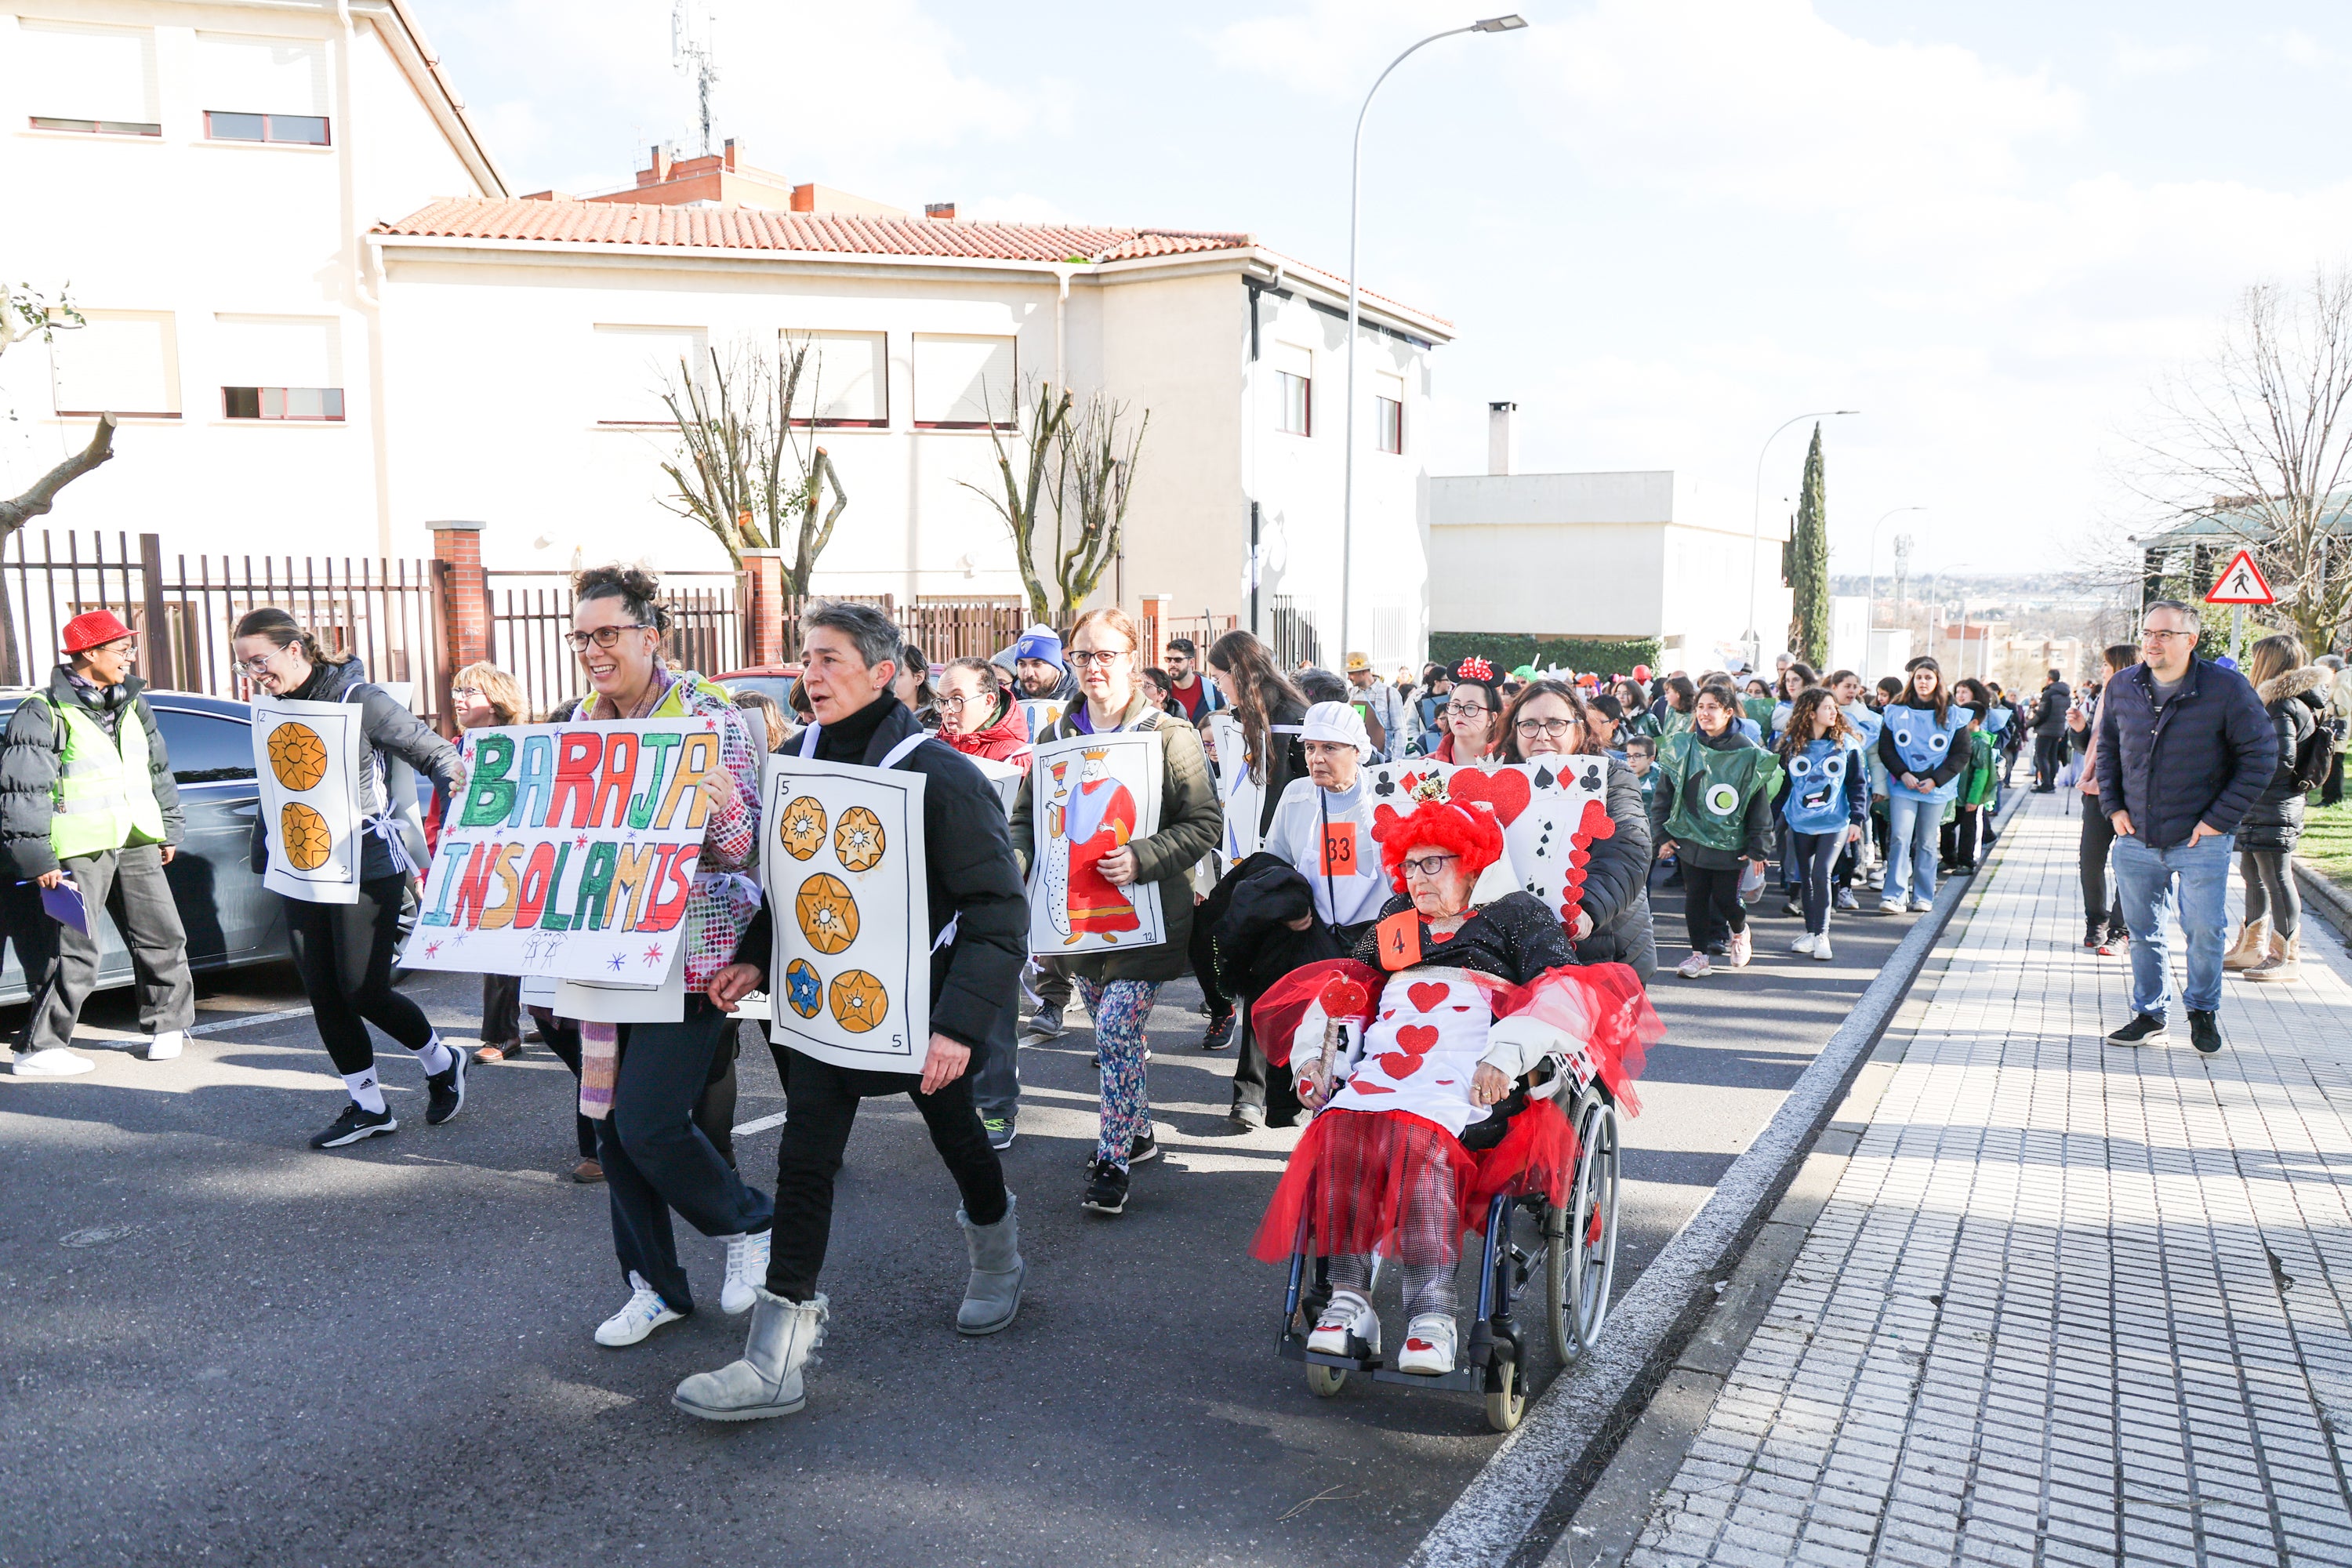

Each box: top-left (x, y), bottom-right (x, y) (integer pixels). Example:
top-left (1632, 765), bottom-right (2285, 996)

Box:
top-left (963, 378), bottom-right (1073, 626)
top-left (2, 283), bottom-right (100, 684)
top-left (962, 379), bottom-right (1149, 624)
top-left (2125, 267), bottom-right (2352, 654)
top-left (656, 336), bottom-right (848, 590)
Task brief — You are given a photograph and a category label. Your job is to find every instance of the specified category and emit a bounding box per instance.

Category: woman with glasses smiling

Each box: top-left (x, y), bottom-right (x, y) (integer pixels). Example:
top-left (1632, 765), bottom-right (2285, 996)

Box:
top-left (228, 606), bottom-right (469, 1149)
top-left (1499, 678), bottom-right (1657, 979)
top-left (1428, 659), bottom-right (1503, 763)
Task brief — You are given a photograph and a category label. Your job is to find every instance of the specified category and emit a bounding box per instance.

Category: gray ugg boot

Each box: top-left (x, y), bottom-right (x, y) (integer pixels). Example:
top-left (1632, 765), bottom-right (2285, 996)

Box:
top-left (956, 1195), bottom-right (1025, 1336)
top-left (671, 1290), bottom-right (827, 1422)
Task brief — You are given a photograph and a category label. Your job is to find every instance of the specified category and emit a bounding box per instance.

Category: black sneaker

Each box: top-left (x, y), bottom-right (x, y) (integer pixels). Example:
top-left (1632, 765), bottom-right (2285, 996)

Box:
top-left (1080, 1157), bottom-right (1128, 1215)
top-left (2106, 1014), bottom-right (2169, 1047)
top-left (1780, 895), bottom-right (1803, 917)
top-left (1023, 1006), bottom-right (1065, 1042)
top-left (311, 1102), bottom-right (397, 1149)
top-left (2083, 919), bottom-right (2103, 950)
top-left (1127, 1128), bottom-right (1160, 1166)
top-left (2189, 1010), bottom-right (2223, 1055)
top-left (425, 1044), bottom-right (467, 1126)
top-left (982, 1115), bottom-right (1016, 1151)
top-left (1200, 1008), bottom-right (1237, 1051)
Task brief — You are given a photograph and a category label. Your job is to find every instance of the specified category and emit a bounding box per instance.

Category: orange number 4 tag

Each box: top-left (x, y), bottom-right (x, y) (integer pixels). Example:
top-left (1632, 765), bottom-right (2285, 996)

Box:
top-left (1377, 909), bottom-right (1422, 971)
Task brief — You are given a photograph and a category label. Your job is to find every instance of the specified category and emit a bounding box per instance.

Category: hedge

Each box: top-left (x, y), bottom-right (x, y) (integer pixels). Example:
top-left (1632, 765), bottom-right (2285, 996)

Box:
top-left (1427, 632), bottom-right (1663, 677)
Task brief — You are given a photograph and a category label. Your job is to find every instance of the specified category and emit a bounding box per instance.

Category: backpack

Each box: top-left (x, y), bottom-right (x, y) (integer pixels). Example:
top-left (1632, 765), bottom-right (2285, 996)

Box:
top-left (2292, 714), bottom-right (2334, 793)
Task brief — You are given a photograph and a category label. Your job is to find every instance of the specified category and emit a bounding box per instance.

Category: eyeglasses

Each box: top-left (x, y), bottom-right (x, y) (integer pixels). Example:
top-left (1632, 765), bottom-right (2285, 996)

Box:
top-left (1445, 700), bottom-right (1491, 718)
top-left (234, 648), bottom-right (286, 675)
top-left (1068, 648), bottom-right (1131, 668)
top-left (937, 694), bottom-right (983, 712)
top-left (566, 624), bottom-right (653, 653)
top-left (2140, 626), bottom-right (2193, 642)
top-left (1514, 717), bottom-right (1579, 739)
top-left (1401, 853), bottom-right (1459, 879)
top-left (452, 684), bottom-right (485, 700)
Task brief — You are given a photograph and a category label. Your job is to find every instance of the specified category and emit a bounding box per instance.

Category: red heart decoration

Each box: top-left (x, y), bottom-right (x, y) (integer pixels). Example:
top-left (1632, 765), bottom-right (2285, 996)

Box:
top-left (1447, 766), bottom-right (1531, 826)
top-left (1407, 982), bottom-right (1450, 1013)
top-left (1396, 1024), bottom-right (1439, 1054)
top-left (1377, 1051), bottom-right (1425, 1080)
top-left (1352, 1081), bottom-right (1394, 1094)
top-left (1319, 975), bottom-right (1370, 1018)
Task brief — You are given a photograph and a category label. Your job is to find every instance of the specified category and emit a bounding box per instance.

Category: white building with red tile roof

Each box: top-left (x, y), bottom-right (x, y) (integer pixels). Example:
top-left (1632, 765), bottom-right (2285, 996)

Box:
top-left (3, 2), bottom-right (1452, 673)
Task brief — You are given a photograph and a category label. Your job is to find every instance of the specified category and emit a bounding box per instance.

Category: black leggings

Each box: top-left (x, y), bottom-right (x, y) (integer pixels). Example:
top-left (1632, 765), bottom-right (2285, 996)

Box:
top-left (2078, 804), bottom-right (2124, 931)
top-left (1681, 862), bottom-right (1748, 953)
top-left (285, 876), bottom-right (434, 1076)
top-left (2241, 848), bottom-right (2300, 940)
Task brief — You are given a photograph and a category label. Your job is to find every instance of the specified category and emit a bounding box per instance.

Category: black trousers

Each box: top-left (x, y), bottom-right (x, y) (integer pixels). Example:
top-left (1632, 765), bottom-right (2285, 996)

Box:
top-left (535, 1006), bottom-right (738, 1164)
top-left (2078, 805), bottom-right (2124, 931)
top-left (2033, 733), bottom-right (2067, 788)
top-left (2322, 753), bottom-right (2344, 808)
top-left (1229, 1010), bottom-right (1303, 1123)
top-left (12, 843), bottom-right (194, 1053)
top-left (1789, 831), bottom-right (1845, 937)
top-left (1681, 862), bottom-right (1748, 953)
top-left (765, 1046), bottom-right (1007, 1302)
top-left (481, 973), bottom-right (521, 1047)
top-left (1939, 806), bottom-right (1982, 870)
top-left (285, 875), bottom-right (433, 1076)
top-left (596, 1000), bottom-right (773, 1312)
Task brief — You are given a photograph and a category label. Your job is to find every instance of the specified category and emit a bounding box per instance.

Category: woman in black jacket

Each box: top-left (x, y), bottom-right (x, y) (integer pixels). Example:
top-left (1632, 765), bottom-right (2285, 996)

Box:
top-left (1198, 631), bottom-right (1309, 1062)
top-left (1499, 678), bottom-right (1656, 979)
top-left (2229, 634), bottom-right (2323, 985)
top-left (233, 608), bottom-right (467, 1150)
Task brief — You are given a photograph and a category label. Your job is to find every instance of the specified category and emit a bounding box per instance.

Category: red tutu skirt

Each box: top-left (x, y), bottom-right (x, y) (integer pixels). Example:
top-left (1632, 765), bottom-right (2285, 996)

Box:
top-left (1248, 1100), bottom-right (1585, 1265)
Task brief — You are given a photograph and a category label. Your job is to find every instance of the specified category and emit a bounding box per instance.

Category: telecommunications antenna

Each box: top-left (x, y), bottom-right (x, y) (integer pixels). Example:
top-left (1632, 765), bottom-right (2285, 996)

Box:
top-left (671, 1), bottom-right (719, 158)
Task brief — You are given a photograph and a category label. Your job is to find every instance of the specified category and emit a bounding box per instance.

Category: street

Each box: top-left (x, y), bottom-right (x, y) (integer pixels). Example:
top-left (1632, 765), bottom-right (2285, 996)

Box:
top-left (1, 873), bottom-right (1940, 1567)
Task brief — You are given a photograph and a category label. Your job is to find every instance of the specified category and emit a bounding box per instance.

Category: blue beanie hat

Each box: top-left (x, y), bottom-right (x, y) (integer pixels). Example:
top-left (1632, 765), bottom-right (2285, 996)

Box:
top-left (1014, 624), bottom-right (1065, 670)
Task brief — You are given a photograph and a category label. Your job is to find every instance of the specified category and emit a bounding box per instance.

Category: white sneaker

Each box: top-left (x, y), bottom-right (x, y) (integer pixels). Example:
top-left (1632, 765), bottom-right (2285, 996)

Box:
top-left (1878, 899), bottom-right (1906, 916)
top-left (720, 1230), bottom-right (770, 1316)
top-left (1397, 1312), bottom-right (1458, 1375)
top-left (1790, 932), bottom-right (1818, 955)
top-left (1306, 1289), bottom-right (1380, 1356)
top-left (596, 1271), bottom-right (685, 1347)
top-left (1812, 935), bottom-right (1834, 962)
top-left (1726, 928), bottom-right (1752, 967)
top-left (1676, 951), bottom-right (1712, 979)
top-left (13, 1047), bottom-right (95, 1077)
top-left (145, 1030), bottom-right (187, 1062)
top-left (1907, 896), bottom-right (1933, 913)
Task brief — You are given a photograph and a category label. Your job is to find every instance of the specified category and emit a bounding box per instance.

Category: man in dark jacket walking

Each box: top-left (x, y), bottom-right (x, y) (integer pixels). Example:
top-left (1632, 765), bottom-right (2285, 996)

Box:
top-left (2030, 669), bottom-right (2072, 790)
top-left (679, 601), bottom-right (1029, 1421)
top-left (2, 610), bottom-right (193, 1076)
top-left (2095, 601), bottom-right (2278, 1055)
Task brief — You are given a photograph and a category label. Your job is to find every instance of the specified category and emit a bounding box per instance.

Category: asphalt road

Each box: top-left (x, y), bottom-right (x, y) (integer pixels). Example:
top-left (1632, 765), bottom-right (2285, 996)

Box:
top-left (0, 852), bottom-right (1954, 1567)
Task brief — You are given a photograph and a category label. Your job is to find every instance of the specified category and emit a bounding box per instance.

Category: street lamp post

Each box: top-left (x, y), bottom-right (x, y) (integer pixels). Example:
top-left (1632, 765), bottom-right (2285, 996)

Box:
top-left (1865, 505), bottom-right (1926, 629)
top-left (1743, 408), bottom-right (1858, 671)
top-left (1338, 13), bottom-right (1526, 662)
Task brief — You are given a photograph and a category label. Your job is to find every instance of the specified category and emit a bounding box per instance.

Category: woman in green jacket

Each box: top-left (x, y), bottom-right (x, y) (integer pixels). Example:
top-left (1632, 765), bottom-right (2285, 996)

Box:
top-left (1008, 607), bottom-right (1221, 1218)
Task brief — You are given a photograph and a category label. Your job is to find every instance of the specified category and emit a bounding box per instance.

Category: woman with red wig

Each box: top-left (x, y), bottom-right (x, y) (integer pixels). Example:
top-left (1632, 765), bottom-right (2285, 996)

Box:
top-left (1245, 777), bottom-right (1657, 1377)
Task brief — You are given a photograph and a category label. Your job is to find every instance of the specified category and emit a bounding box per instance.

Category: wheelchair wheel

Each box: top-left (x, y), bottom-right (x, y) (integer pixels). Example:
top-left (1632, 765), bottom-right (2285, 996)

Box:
top-left (1567, 1098), bottom-right (1621, 1352)
top-left (1543, 1198), bottom-right (1574, 1364)
top-left (1306, 1363), bottom-right (1348, 1398)
top-left (1483, 1353), bottom-right (1525, 1432)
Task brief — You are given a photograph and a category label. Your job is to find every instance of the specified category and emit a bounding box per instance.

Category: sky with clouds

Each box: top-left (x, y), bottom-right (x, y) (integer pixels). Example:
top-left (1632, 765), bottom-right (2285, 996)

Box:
top-left (413, 0), bottom-right (2352, 578)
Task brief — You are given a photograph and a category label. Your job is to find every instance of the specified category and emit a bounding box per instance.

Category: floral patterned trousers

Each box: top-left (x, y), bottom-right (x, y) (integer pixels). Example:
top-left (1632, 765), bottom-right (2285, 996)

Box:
top-left (1076, 978), bottom-right (1160, 1169)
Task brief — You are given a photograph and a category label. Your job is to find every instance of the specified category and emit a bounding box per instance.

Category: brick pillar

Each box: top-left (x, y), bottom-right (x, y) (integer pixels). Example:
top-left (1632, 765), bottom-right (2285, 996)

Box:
top-left (741, 549), bottom-right (788, 666)
top-left (430, 520), bottom-right (491, 672)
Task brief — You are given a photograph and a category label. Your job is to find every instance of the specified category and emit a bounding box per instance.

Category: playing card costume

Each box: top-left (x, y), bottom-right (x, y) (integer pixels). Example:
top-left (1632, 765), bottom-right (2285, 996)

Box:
top-left (1245, 780), bottom-right (1659, 1375)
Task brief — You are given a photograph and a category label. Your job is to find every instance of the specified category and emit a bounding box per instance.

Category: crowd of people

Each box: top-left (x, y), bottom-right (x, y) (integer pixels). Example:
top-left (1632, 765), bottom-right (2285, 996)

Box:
top-left (5, 578), bottom-right (2346, 1425)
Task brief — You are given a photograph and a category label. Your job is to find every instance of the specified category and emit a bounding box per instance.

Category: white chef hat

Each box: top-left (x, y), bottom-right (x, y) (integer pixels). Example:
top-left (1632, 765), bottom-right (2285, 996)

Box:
top-left (1301, 700), bottom-right (1374, 757)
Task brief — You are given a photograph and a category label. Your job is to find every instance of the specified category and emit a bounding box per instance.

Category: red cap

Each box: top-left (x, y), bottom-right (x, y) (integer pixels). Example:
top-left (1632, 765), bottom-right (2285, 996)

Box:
top-left (61, 609), bottom-right (135, 655)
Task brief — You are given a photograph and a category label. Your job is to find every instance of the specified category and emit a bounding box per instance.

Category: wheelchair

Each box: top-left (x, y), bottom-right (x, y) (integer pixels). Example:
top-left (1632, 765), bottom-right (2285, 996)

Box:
top-left (1275, 1065), bottom-right (1623, 1432)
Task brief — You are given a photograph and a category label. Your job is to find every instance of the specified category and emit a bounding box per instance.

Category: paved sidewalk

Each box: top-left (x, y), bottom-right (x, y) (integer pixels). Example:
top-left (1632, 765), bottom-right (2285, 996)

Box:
top-left (1623, 791), bottom-right (2352, 1568)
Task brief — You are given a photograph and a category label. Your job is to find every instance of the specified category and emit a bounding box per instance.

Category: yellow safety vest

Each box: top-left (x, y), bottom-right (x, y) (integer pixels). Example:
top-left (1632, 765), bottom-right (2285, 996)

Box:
top-left (48, 697), bottom-right (166, 858)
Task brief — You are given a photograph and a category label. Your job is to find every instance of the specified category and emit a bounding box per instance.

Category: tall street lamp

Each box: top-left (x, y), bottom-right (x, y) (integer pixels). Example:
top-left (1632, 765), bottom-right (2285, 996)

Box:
top-left (1338, 13), bottom-right (1526, 662)
top-left (1743, 408), bottom-right (1858, 670)
top-left (1866, 505), bottom-right (1926, 628)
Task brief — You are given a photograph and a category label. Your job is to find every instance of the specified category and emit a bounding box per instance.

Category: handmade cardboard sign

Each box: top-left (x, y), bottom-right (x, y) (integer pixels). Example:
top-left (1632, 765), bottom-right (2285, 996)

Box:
top-left (1359, 757), bottom-right (1613, 935)
top-left (1029, 729), bottom-right (1167, 954)
top-left (398, 720), bottom-right (723, 983)
top-left (761, 758), bottom-right (933, 1072)
top-left (252, 699), bottom-right (368, 904)
top-left (1204, 710), bottom-right (1262, 866)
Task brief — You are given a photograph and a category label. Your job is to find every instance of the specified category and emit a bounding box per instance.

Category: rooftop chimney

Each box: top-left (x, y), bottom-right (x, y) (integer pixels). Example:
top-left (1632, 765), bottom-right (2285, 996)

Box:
top-left (925, 201), bottom-right (956, 220)
top-left (1488, 401), bottom-right (1518, 477)
top-left (722, 137), bottom-right (736, 171)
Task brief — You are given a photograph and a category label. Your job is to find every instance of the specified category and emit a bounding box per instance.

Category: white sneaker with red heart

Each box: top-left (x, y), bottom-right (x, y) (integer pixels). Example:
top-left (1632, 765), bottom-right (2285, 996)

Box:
top-left (1307, 1290), bottom-right (1379, 1356)
top-left (1397, 1312), bottom-right (1458, 1375)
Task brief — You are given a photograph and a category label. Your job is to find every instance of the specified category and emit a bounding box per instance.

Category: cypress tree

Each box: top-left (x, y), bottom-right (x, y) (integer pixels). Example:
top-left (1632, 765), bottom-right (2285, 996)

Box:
top-left (1786, 423), bottom-right (1830, 666)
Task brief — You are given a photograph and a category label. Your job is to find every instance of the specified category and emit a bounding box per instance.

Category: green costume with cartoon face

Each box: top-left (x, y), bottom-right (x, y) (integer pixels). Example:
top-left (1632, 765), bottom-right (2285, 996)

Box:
top-left (1657, 731), bottom-right (1784, 855)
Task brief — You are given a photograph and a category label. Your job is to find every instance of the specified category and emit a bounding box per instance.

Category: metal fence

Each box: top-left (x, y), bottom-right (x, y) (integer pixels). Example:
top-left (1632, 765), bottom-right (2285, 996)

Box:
top-left (488, 571), bottom-right (746, 720)
top-left (3, 528), bottom-right (452, 728)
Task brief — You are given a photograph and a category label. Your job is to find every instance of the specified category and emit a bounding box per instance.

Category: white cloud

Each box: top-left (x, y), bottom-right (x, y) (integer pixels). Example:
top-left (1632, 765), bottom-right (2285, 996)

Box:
top-left (2111, 38), bottom-right (2209, 77)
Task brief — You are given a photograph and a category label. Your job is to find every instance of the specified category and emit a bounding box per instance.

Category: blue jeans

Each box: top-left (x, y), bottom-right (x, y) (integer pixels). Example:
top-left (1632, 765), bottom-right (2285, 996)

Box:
top-left (2110, 830), bottom-right (2232, 1018)
top-left (1882, 793), bottom-right (1940, 904)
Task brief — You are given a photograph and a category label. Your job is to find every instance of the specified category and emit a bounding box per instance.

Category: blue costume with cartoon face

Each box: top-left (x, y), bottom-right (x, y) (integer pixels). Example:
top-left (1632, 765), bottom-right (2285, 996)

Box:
top-left (1886, 705), bottom-right (1971, 802)
top-left (1781, 739), bottom-right (1859, 835)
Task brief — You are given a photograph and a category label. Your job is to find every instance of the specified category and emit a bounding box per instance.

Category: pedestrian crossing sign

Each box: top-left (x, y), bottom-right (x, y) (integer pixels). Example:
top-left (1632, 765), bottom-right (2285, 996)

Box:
top-left (2203, 549), bottom-right (2274, 605)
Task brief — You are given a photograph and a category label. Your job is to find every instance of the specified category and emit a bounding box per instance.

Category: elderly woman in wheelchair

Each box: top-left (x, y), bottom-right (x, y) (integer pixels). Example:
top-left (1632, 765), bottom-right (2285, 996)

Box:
top-left (1248, 777), bottom-right (1657, 1391)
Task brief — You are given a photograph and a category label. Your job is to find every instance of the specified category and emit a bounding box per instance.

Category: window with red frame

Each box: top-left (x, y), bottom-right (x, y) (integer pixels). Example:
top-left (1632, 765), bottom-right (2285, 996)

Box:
top-left (204, 111), bottom-right (329, 145)
top-left (223, 387), bottom-right (343, 421)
